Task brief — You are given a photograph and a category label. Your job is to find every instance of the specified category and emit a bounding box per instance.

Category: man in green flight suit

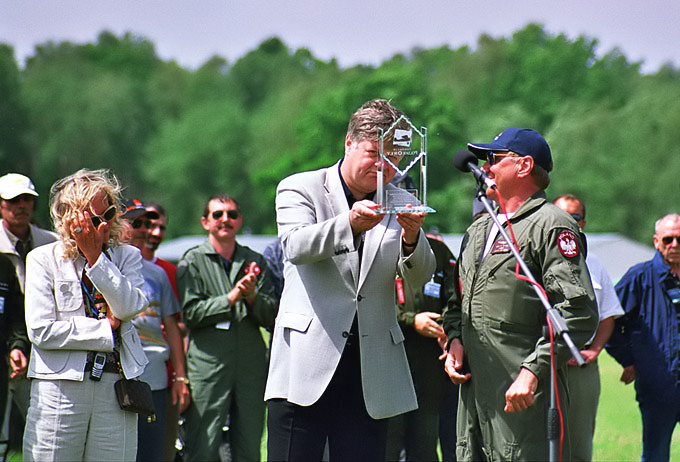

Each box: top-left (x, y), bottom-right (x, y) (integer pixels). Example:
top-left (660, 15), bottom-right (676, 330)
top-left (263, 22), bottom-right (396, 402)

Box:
top-left (443, 128), bottom-right (598, 461)
top-left (177, 194), bottom-right (277, 462)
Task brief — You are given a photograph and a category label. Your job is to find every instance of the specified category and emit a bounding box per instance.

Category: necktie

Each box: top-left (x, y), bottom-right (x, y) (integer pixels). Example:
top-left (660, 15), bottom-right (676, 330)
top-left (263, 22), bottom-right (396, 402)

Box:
top-left (16, 240), bottom-right (29, 263)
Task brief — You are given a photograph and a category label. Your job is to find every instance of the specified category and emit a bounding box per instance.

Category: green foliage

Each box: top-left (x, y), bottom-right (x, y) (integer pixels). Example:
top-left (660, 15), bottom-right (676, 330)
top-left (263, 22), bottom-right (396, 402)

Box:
top-left (548, 75), bottom-right (680, 242)
top-left (2, 24), bottom-right (679, 242)
top-left (0, 45), bottom-right (29, 174)
top-left (141, 99), bottom-right (250, 236)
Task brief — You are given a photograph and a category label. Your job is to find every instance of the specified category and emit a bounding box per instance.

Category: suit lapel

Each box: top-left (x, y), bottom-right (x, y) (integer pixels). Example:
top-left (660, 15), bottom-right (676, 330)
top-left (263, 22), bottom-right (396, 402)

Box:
top-left (358, 214), bottom-right (390, 290)
top-left (325, 163), bottom-right (360, 287)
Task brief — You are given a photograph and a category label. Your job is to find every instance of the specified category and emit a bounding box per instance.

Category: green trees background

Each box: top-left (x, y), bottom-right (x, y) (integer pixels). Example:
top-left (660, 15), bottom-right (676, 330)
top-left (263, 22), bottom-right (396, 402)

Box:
top-left (2, 24), bottom-right (679, 243)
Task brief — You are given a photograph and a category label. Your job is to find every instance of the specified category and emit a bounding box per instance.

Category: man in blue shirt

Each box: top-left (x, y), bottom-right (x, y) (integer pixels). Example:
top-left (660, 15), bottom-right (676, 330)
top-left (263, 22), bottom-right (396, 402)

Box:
top-left (607, 213), bottom-right (680, 462)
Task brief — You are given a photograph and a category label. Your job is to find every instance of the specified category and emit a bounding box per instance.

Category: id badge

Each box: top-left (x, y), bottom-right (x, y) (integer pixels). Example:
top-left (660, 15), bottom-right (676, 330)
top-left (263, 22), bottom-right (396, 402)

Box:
top-left (423, 281), bottom-right (441, 298)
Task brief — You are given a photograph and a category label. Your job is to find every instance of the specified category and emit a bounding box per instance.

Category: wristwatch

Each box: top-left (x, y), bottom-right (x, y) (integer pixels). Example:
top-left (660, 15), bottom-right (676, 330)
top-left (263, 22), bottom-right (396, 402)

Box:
top-left (174, 376), bottom-right (190, 385)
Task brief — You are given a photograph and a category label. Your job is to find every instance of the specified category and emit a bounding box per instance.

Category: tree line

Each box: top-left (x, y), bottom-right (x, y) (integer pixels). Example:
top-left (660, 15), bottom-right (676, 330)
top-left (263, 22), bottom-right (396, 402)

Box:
top-left (1, 24), bottom-right (679, 244)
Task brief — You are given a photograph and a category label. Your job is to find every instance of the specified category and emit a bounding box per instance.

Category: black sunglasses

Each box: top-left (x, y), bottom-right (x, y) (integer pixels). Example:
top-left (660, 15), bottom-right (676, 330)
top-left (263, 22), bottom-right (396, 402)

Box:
top-left (661, 235), bottom-right (680, 246)
top-left (570, 213), bottom-right (584, 222)
top-left (131, 219), bottom-right (152, 230)
top-left (211, 209), bottom-right (240, 220)
top-left (486, 151), bottom-right (519, 166)
top-left (90, 204), bottom-right (117, 228)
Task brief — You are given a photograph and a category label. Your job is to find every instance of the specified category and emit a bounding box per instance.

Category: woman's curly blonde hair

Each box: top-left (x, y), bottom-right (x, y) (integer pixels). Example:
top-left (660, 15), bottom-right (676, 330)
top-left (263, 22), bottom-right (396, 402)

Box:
top-left (49, 169), bottom-right (125, 260)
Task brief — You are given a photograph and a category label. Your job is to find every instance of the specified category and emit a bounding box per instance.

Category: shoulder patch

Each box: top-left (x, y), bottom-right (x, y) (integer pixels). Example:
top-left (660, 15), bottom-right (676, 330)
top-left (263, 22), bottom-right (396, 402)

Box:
top-left (557, 230), bottom-right (579, 258)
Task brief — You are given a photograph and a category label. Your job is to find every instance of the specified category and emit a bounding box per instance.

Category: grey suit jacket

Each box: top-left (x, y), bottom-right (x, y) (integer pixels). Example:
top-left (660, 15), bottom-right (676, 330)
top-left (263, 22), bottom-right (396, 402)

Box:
top-left (264, 161), bottom-right (435, 419)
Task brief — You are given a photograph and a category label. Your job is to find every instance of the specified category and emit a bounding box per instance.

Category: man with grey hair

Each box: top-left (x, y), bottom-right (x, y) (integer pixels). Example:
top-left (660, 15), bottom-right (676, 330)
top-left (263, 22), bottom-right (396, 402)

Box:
top-left (607, 213), bottom-right (680, 462)
top-left (265, 99), bottom-right (435, 461)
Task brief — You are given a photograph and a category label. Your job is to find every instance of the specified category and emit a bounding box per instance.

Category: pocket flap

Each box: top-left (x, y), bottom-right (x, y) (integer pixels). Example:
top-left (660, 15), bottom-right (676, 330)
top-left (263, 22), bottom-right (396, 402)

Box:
top-left (488, 318), bottom-right (538, 335)
top-left (278, 312), bottom-right (313, 333)
top-left (55, 280), bottom-right (82, 312)
top-left (389, 324), bottom-right (405, 344)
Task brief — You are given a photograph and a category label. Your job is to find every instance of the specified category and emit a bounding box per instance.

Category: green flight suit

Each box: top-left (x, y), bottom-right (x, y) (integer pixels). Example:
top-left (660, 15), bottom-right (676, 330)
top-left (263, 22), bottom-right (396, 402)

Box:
top-left (177, 240), bottom-right (277, 462)
top-left (443, 192), bottom-right (598, 461)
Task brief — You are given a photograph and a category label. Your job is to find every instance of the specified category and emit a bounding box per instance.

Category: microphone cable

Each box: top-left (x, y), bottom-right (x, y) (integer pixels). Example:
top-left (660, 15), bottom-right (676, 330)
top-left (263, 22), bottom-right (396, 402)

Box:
top-left (494, 184), bottom-right (565, 462)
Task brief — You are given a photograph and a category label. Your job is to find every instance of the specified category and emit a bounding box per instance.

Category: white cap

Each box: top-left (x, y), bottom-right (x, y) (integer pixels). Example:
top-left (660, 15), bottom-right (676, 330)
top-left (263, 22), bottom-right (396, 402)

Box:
top-left (0, 173), bottom-right (39, 200)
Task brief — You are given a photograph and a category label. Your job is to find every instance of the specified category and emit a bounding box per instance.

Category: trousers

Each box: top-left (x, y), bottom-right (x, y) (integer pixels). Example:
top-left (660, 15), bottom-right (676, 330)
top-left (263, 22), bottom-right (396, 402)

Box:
top-left (639, 390), bottom-right (680, 462)
top-left (23, 372), bottom-right (137, 461)
top-left (566, 360), bottom-right (600, 461)
top-left (267, 328), bottom-right (388, 461)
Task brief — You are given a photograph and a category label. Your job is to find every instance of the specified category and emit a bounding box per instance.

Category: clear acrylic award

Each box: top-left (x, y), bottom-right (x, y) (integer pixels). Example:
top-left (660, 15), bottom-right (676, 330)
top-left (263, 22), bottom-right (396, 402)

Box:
top-left (376, 115), bottom-right (435, 214)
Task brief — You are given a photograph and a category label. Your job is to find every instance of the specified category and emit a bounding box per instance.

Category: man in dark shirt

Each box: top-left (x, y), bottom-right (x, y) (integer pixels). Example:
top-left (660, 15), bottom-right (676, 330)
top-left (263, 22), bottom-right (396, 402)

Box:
top-left (0, 254), bottom-right (28, 455)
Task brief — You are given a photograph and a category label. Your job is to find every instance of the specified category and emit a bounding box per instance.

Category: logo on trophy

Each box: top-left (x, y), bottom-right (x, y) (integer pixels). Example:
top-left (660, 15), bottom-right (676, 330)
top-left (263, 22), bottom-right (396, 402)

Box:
top-left (376, 115), bottom-right (435, 214)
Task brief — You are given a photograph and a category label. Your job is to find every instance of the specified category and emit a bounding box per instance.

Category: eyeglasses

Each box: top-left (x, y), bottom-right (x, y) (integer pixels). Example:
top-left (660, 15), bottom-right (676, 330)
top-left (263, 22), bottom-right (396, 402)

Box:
top-left (211, 209), bottom-right (240, 220)
top-left (661, 235), bottom-right (680, 245)
top-left (90, 204), bottom-right (117, 228)
top-left (570, 214), bottom-right (584, 222)
top-left (487, 151), bottom-right (520, 166)
top-left (131, 219), bottom-right (152, 230)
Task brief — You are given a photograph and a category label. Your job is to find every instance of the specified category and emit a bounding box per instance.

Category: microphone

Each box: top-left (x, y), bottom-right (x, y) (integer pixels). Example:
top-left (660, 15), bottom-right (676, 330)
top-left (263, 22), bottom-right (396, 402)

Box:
top-left (453, 149), bottom-right (496, 190)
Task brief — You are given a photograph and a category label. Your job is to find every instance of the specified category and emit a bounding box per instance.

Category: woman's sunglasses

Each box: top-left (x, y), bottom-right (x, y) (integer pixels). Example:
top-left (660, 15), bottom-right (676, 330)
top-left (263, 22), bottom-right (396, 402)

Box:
top-left (90, 204), bottom-right (117, 228)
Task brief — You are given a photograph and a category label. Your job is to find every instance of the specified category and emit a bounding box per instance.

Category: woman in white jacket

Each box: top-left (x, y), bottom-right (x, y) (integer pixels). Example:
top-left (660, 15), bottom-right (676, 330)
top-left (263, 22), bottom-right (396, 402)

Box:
top-left (23, 169), bottom-right (149, 461)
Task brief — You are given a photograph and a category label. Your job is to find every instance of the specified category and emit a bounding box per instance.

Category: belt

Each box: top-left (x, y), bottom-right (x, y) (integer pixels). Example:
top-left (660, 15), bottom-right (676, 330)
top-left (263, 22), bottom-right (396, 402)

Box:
top-left (85, 360), bottom-right (119, 374)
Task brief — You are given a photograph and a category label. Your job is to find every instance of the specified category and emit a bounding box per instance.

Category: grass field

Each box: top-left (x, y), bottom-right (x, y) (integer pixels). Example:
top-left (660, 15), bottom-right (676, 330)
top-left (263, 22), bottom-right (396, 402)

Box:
top-left (10, 351), bottom-right (680, 461)
top-left (258, 351), bottom-right (677, 461)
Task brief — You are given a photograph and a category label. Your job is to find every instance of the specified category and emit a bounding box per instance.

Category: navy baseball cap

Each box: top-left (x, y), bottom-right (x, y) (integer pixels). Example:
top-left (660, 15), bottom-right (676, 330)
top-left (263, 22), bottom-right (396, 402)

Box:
top-left (467, 128), bottom-right (553, 172)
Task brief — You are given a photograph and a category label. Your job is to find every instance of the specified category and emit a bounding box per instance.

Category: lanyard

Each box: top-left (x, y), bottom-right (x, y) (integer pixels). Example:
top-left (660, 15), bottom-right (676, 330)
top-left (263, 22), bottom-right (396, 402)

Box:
top-left (81, 271), bottom-right (104, 319)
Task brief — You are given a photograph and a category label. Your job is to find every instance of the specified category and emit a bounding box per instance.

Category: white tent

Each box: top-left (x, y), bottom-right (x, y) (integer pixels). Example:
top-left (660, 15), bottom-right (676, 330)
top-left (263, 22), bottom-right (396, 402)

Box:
top-left (157, 233), bottom-right (655, 284)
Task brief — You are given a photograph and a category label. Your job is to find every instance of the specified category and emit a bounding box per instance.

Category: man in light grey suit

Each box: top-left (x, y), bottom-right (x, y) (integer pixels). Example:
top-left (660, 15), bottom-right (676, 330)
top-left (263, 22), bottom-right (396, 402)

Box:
top-left (265, 99), bottom-right (436, 461)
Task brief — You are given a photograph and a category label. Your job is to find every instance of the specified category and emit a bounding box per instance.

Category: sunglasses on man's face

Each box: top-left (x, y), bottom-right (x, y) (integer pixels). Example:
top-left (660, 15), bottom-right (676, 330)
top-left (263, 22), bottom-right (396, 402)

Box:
top-left (211, 209), bottom-right (240, 220)
top-left (486, 151), bottom-right (520, 166)
top-left (90, 204), bottom-right (117, 228)
top-left (131, 219), bottom-right (152, 230)
top-left (661, 235), bottom-right (680, 246)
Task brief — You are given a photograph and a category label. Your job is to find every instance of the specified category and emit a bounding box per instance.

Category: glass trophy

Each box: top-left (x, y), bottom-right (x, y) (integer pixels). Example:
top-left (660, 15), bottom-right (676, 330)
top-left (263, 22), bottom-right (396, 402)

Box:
top-left (376, 115), bottom-right (435, 214)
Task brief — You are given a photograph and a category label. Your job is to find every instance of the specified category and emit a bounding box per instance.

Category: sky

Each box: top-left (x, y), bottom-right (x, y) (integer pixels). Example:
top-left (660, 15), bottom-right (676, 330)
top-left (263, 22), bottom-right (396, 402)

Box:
top-left (2, 0), bottom-right (679, 74)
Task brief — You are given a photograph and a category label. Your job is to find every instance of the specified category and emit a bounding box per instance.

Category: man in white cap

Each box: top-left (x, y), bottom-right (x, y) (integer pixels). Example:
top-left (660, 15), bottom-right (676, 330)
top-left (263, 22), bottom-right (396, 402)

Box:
top-left (0, 173), bottom-right (56, 449)
top-left (0, 173), bottom-right (57, 289)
